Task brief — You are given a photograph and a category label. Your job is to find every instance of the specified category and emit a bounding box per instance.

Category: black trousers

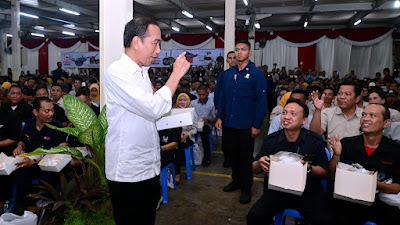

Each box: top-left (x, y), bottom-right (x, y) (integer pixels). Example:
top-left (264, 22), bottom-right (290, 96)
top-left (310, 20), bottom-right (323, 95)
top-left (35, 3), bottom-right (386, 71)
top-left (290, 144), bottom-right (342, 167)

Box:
top-left (108, 176), bottom-right (160, 225)
top-left (198, 125), bottom-right (211, 161)
top-left (247, 189), bottom-right (334, 225)
top-left (224, 127), bottom-right (254, 190)
top-left (334, 197), bottom-right (400, 225)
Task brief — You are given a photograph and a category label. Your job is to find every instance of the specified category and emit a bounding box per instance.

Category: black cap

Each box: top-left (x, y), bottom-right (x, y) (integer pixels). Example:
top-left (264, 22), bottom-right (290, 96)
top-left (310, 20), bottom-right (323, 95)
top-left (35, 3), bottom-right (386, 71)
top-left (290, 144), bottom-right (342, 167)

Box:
top-left (387, 89), bottom-right (398, 97)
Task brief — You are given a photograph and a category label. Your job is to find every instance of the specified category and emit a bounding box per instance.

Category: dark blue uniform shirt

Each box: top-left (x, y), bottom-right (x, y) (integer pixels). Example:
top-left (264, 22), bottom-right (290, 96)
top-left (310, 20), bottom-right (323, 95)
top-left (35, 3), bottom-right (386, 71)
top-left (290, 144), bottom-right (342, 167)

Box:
top-left (216, 61), bottom-right (267, 129)
top-left (19, 118), bottom-right (67, 153)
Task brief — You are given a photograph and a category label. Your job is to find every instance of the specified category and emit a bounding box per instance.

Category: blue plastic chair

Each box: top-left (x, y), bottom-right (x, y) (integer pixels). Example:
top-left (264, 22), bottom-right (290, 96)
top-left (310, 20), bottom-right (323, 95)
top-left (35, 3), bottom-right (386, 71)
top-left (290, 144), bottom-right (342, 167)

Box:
top-left (274, 148), bottom-right (331, 225)
top-left (274, 209), bottom-right (303, 225)
top-left (161, 163), bottom-right (177, 204)
top-left (184, 146), bottom-right (196, 180)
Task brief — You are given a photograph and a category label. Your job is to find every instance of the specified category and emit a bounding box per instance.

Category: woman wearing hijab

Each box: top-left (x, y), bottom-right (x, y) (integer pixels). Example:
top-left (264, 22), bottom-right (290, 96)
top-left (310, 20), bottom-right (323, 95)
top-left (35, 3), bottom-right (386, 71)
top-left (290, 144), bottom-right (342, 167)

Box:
top-left (174, 93), bottom-right (198, 183)
top-left (89, 83), bottom-right (100, 106)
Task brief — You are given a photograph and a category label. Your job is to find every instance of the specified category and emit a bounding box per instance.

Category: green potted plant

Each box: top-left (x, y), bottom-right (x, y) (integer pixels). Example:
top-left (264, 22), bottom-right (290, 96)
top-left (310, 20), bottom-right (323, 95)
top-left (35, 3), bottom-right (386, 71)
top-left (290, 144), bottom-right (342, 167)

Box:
top-left (21, 94), bottom-right (108, 186)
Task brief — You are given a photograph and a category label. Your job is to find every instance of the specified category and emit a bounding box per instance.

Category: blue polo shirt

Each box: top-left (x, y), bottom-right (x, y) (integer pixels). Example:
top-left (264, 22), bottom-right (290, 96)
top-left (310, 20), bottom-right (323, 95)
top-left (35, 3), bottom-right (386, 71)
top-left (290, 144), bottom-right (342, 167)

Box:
top-left (216, 61), bottom-right (267, 129)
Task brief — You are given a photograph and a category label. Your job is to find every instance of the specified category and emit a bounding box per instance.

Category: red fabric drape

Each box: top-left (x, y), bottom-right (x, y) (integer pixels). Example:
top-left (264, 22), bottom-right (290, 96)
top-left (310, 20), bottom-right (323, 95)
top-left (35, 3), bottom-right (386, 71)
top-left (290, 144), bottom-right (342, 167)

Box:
top-left (38, 44), bottom-right (48, 74)
top-left (88, 45), bottom-right (97, 51)
top-left (298, 44), bottom-right (316, 71)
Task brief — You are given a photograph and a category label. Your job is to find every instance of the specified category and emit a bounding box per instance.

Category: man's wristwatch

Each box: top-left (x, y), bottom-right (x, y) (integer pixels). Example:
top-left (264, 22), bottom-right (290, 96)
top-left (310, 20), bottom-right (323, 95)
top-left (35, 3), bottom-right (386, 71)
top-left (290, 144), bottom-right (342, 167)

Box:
top-left (307, 164), bottom-right (313, 174)
top-left (33, 159), bottom-right (38, 164)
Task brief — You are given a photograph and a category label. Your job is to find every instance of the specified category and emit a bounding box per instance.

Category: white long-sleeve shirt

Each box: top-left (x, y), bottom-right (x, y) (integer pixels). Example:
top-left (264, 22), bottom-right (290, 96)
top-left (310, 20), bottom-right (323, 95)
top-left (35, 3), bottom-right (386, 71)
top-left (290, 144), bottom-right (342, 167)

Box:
top-left (105, 53), bottom-right (172, 182)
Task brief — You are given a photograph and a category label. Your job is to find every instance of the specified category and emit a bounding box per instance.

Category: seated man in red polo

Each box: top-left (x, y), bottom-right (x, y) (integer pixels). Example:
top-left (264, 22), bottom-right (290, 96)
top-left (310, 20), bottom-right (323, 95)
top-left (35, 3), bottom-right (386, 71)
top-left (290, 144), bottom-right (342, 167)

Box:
top-left (329, 104), bottom-right (400, 225)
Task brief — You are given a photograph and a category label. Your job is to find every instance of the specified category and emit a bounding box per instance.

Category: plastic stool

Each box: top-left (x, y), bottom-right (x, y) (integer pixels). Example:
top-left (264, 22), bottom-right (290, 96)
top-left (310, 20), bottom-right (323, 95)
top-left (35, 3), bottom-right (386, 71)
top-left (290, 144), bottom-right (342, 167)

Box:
top-left (161, 163), bottom-right (177, 204)
top-left (184, 146), bottom-right (196, 180)
top-left (274, 208), bottom-right (303, 225)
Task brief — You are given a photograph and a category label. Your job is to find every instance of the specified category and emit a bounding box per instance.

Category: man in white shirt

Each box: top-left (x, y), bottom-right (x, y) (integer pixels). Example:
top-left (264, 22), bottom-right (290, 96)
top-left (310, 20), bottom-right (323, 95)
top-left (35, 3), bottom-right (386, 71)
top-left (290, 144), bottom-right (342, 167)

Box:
top-left (105, 17), bottom-right (190, 225)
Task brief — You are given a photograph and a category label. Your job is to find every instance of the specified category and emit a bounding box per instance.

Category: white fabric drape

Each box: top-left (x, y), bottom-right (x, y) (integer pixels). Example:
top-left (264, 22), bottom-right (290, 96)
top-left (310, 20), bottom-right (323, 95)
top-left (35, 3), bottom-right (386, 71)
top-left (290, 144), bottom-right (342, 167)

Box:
top-left (262, 38), bottom-right (298, 70)
top-left (161, 37), bottom-right (215, 50)
top-left (316, 38), bottom-right (335, 76)
top-left (338, 29), bottom-right (394, 47)
top-left (349, 45), bottom-right (372, 78)
top-left (88, 42), bottom-right (99, 50)
top-left (331, 39), bottom-right (352, 78)
top-left (369, 35), bottom-right (393, 78)
top-left (48, 41), bottom-right (88, 74)
top-left (21, 47), bottom-right (39, 75)
top-left (277, 35), bottom-right (326, 48)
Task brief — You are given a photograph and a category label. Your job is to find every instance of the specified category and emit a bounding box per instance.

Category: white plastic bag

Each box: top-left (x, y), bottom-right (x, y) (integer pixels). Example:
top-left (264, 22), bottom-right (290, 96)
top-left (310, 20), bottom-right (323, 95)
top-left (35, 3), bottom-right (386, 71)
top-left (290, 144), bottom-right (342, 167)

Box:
top-left (192, 143), bottom-right (203, 166)
top-left (379, 178), bottom-right (400, 209)
top-left (0, 211), bottom-right (37, 225)
top-left (167, 168), bottom-right (174, 189)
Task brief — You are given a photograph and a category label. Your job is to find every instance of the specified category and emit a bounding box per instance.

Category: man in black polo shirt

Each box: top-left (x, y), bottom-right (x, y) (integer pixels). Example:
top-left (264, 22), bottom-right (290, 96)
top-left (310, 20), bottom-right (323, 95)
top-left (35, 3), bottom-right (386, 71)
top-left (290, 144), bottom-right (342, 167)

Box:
top-left (329, 104), bottom-right (400, 225)
top-left (3, 85), bottom-right (34, 128)
top-left (247, 99), bottom-right (333, 225)
top-left (35, 86), bottom-right (69, 127)
top-left (12, 97), bottom-right (67, 212)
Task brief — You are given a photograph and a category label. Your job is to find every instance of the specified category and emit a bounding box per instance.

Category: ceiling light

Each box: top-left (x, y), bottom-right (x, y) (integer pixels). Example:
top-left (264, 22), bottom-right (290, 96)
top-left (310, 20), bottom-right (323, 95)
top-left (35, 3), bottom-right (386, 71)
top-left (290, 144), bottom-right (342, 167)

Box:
top-left (243, 0), bottom-right (248, 6)
top-left (303, 21), bottom-right (308, 28)
top-left (6, 34), bottom-right (12, 37)
top-left (64, 24), bottom-right (75, 29)
top-left (95, 29), bottom-right (99, 33)
top-left (172, 26), bottom-right (180, 32)
top-left (395, 1), bottom-right (400, 8)
top-left (31, 33), bottom-right (44, 37)
top-left (34, 26), bottom-right (44, 30)
top-left (62, 31), bottom-right (75, 36)
top-left (354, 19), bottom-right (361, 26)
top-left (20, 12), bottom-right (39, 19)
top-left (59, 8), bottom-right (80, 16)
top-left (206, 25), bottom-right (213, 31)
top-left (255, 22), bottom-right (260, 29)
top-left (182, 10), bottom-right (193, 18)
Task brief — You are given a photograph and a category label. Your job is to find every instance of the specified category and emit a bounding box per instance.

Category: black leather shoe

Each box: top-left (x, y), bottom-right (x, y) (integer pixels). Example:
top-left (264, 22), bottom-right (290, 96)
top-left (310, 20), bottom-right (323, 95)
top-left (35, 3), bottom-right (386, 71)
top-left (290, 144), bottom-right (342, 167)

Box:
top-left (223, 181), bottom-right (240, 192)
top-left (202, 160), bottom-right (211, 167)
top-left (239, 189), bottom-right (252, 204)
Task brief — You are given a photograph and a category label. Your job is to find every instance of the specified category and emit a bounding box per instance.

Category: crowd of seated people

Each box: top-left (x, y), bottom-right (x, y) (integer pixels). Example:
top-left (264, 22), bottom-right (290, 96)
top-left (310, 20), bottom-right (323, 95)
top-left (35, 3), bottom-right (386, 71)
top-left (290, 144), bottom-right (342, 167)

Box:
top-left (1, 62), bottom-right (400, 223)
top-left (0, 66), bottom-right (101, 213)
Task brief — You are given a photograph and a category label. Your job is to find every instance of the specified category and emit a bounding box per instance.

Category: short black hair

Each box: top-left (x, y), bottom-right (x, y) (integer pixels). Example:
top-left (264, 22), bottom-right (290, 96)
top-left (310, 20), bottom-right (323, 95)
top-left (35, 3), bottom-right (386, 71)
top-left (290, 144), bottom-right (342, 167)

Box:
top-left (123, 17), bottom-right (159, 48)
top-left (338, 80), bottom-right (361, 96)
top-left (285, 99), bottom-right (309, 118)
top-left (197, 85), bottom-right (208, 92)
top-left (51, 83), bottom-right (62, 90)
top-left (227, 51), bottom-right (235, 57)
top-left (323, 86), bottom-right (335, 95)
top-left (367, 103), bottom-right (391, 121)
top-left (10, 85), bottom-right (22, 93)
top-left (181, 84), bottom-right (190, 90)
top-left (279, 87), bottom-right (289, 93)
top-left (369, 88), bottom-right (386, 101)
top-left (76, 87), bottom-right (90, 98)
top-left (309, 85), bottom-right (322, 94)
top-left (236, 40), bottom-right (251, 49)
top-left (291, 88), bottom-right (309, 100)
top-left (33, 96), bottom-right (52, 111)
top-left (35, 85), bottom-right (48, 95)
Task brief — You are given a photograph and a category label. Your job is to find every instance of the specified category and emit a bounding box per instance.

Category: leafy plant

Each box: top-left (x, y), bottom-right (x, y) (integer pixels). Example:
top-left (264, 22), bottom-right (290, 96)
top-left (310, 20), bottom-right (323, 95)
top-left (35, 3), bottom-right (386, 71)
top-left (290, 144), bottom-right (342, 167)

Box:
top-left (28, 165), bottom-right (108, 224)
top-left (21, 95), bottom-right (108, 186)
